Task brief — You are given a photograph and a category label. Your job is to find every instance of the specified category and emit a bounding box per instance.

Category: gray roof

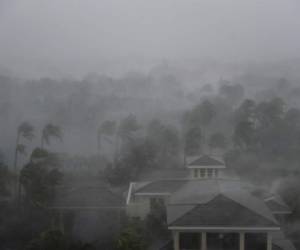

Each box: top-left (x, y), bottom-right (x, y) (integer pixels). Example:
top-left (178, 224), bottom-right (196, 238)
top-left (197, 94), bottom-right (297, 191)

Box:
top-left (167, 179), bottom-right (278, 226)
top-left (169, 194), bottom-right (278, 228)
top-left (266, 199), bottom-right (291, 213)
top-left (272, 231), bottom-right (297, 250)
top-left (137, 169), bottom-right (189, 181)
top-left (135, 179), bottom-right (188, 194)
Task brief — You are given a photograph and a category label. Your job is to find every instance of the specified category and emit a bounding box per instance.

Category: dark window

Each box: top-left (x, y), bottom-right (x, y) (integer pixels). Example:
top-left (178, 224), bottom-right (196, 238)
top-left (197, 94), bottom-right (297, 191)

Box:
top-left (207, 233), bottom-right (239, 250)
top-left (194, 169), bottom-right (198, 178)
top-left (245, 233), bottom-right (267, 250)
top-left (200, 169), bottom-right (206, 177)
top-left (207, 169), bottom-right (213, 178)
top-left (215, 169), bottom-right (219, 177)
top-left (180, 233), bottom-right (200, 250)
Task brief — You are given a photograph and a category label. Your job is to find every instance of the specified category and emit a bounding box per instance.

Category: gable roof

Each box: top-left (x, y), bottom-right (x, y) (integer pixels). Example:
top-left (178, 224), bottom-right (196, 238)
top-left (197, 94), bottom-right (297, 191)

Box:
top-left (272, 231), bottom-right (297, 250)
top-left (266, 199), bottom-right (291, 214)
top-left (167, 179), bottom-right (278, 227)
top-left (187, 155), bottom-right (225, 168)
top-left (169, 194), bottom-right (279, 229)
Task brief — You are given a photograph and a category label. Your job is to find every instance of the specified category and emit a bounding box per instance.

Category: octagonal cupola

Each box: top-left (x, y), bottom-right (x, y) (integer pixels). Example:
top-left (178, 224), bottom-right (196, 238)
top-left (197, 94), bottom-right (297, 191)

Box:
top-left (186, 155), bottom-right (225, 179)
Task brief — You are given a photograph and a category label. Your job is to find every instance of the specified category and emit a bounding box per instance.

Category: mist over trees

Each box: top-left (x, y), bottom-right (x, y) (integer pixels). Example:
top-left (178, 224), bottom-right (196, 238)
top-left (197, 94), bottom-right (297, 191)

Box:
top-left (1, 61), bottom-right (300, 249)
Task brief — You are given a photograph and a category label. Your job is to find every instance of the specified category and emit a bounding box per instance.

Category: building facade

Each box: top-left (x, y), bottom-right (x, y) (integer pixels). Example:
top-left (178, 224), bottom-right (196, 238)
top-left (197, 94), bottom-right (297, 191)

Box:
top-left (126, 155), bottom-right (295, 250)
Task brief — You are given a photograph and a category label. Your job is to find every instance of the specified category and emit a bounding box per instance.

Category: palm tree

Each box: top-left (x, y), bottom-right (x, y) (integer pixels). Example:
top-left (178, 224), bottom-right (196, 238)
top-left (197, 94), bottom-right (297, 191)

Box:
top-left (41, 123), bottom-right (62, 149)
top-left (97, 120), bottom-right (116, 155)
top-left (116, 115), bottom-right (139, 159)
top-left (14, 122), bottom-right (34, 173)
top-left (13, 122), bottom-right (34, 201)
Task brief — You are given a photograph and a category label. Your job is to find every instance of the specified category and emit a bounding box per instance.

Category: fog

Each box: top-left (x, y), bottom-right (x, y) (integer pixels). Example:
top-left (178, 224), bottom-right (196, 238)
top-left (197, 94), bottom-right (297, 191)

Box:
top-left (1, 0), bottom-right (300, 77)
top-left (1, 1), bottom-right (300, 250)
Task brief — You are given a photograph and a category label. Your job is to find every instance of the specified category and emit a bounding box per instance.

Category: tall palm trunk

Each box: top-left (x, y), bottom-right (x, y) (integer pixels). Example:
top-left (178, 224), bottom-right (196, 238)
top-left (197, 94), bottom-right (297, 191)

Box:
top-left (13, 133), bottom-right (20, 173)
top-left (13, 133), bottom-right (20, 199)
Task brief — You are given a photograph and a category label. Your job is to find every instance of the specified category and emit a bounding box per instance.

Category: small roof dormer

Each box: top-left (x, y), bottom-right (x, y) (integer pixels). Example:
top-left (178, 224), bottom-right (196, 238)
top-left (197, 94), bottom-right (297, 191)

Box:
top-left (186, 155), bottom-right (225, 179)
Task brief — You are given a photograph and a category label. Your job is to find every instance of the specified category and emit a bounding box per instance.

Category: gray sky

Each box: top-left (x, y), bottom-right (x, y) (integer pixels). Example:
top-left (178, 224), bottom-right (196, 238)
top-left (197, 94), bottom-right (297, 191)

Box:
top-left (0, 0), bottom-right (300, 77)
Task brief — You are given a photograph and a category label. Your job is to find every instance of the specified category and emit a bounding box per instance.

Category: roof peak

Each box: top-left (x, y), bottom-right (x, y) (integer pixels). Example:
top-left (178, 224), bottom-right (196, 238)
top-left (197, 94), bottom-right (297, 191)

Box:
top-left (187, 154), bottom-right (225, 168)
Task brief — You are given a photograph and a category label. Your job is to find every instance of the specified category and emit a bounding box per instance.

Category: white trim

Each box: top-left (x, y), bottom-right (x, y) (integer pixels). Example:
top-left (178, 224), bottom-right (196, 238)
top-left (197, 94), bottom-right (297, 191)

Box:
top-left (187, 165), bottom-right (225, 169)
top-left (168, 226), bottom-right (280, 231)
top-left (48, 206), bottom-right (125, 210)
top-left (135, 192), bottom-right (170, 196)
top-left (264, 196), bottom-right (276, 202)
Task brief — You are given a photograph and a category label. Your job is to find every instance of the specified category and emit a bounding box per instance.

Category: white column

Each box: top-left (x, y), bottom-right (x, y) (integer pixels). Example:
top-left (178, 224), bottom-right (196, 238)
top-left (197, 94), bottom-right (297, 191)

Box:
top-left (201, 232), bottom-right (207, 250)
top-left (267, 233), bottom-right (272, 250)
top-left (173, 231), bottom-right (180, 250)
top-left (239, 232), bottom-right (245, 250)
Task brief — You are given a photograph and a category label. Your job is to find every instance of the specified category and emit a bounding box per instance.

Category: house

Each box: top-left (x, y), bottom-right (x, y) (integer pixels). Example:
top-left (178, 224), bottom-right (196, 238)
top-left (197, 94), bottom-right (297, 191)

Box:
top-left (126, 155), bottom-right (295, 250)
top-left (49, 180), bottom-right (125, 242)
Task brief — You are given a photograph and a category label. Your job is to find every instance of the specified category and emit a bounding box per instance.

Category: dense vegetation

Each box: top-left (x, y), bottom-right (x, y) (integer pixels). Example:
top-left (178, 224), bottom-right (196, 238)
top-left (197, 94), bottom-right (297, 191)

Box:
top-left (1, 69), bottom-right (300, 249)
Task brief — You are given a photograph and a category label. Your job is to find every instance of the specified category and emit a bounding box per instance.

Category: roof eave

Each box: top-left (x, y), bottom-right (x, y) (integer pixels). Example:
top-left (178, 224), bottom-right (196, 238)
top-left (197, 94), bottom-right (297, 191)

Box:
top-left (187, 165), bottom-right (226, 169)
top-left (168, 226), bottom-right (281, 231)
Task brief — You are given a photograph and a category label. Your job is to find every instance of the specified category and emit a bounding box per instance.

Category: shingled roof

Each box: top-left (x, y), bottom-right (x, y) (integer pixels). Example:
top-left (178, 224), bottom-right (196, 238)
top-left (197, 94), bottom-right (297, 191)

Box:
top-left (167, 179), bottom-right (279, 229)
top-left (266, 199), bottom-right (291, 214)
top-left (169, 194), bottom-right (279, 228)
top-left (135, 180), bottom-right (188, 194)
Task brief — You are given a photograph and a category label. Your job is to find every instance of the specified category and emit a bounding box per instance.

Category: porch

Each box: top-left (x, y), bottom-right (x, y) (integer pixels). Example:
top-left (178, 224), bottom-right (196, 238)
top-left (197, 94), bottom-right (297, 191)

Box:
top-left (172, 231), bottom-right (273, 250)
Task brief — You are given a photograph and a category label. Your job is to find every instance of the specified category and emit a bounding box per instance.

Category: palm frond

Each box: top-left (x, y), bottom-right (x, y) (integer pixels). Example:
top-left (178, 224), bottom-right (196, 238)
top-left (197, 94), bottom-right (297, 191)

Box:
top-left (18, 122), bottom-right (34, 140)
top-left (42, 123), bottom-right (63, 145)
top-left (16, 144), bottom-right (27, 155)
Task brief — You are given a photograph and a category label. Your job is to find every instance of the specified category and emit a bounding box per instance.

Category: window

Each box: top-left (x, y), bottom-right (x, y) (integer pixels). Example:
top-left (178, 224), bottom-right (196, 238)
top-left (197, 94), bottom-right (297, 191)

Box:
top-left (207, 169), bottom-right (213, 178)
top-left (207, 233), bottom-right (239, 250)
top-left (194, 169), bottom-right (198, 178)
top-left (200, 169), bottom-right (206, 178)
top-left (215, 169), bottom-right (219, 177)
top-left (245, 233), bottom-right (267, 250)
top-left (180, 233), bottom-right (200, 250)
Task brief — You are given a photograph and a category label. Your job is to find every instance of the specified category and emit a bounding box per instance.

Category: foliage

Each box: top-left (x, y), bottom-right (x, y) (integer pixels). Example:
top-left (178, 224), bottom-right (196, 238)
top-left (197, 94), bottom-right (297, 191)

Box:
top-left (185, 100), bottom-right (216, 128)
top-left (25, 230), bottom-right (66, 250)
top-left (105, 138), bottom-right (157, 185)
top-left (233, 99), bottom-right (256, 124)
top-left (14, 121), bottom-right (35, 171)
top-left (41, 123), bottom-right (63, 147)
top-left (17, 122), bottom-right (35, 141)
top-left (233, 121), bottom-right (256, 149)
top-left (99, 120), bottom-right (116, 136)
top-left (118, 115), bottom-right (140, 139)
top-left (208, 132), bottom-right (227, 151)
top-left (0, 158), bottom-right (11, 196)
top-left (146, 119), bottom-right (180, 163)
top-left (233, 98), bottom-right (300, 157)
top-left (184, 126), bottom-right (202, 155)
top-left (20, 148), bottom-right (63, 206)
top-left (116, 219), bottom-right (147, 250)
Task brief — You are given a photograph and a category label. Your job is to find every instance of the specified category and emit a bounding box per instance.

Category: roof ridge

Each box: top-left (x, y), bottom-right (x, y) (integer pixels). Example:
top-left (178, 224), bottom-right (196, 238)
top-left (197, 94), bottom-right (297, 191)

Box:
top-left (169, 194), bottom-right (279, 228)
top-left (169, 194), bottom-right (223, 226)
top-left (221, 192), bottom-right (279, 225)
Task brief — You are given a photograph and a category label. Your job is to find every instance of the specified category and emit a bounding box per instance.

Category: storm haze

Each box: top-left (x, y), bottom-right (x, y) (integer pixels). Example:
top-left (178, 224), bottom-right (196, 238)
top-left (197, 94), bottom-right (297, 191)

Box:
top-left (1, 0), bottom-right (300, 77)
top-left (1, 1), bottom-right (300, 250)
